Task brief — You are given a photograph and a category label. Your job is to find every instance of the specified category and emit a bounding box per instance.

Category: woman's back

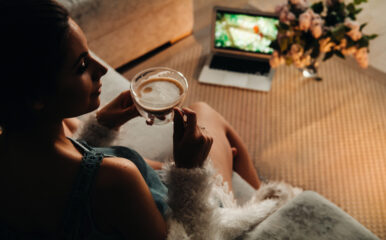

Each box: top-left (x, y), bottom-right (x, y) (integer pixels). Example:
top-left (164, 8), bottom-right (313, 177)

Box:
top-left (0, 136), bottom-right (84, 235)
top-left (0, 134), bottom-right (167, 239)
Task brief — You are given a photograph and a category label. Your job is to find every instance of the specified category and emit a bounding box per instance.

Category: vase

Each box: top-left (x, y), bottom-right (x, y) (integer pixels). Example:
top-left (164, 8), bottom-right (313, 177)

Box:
top-left (299, 60), bottom-right (322, 81)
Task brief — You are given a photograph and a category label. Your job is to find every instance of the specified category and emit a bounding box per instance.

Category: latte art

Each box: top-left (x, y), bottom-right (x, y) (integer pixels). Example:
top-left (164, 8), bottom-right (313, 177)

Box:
top-left (136, 78), bottom-right (184, 110)
top-left (131, 67), bottom-right (188, 125)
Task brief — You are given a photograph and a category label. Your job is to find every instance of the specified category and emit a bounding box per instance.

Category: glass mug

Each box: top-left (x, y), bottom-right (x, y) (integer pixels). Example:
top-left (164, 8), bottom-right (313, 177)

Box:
top-left (130, 67), bottom-right (188, 125)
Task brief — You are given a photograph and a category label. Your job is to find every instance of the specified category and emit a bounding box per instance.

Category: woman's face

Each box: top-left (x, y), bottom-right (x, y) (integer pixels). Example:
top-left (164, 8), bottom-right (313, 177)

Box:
top-left (51, 18), bottom-right (107, 119)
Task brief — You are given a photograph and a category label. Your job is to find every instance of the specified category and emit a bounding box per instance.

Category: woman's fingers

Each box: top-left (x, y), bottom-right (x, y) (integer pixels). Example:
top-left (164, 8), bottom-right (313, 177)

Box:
top-left (119, 91), bottom-right (139, 119)
top-left (181, 108), bottom-right (197, 134)
top-left (200, 128), bottom-right (213, 161)
top-left (120, 90), bottom-right (134, 108)
top-left (173, 108), bottom-right (185, 143)
top-left (125, 105), bottom-right (140, 119)
top-left (96, 90), bottom-right (140, 129)
top-left (173, 107), bottom-right (214, 168)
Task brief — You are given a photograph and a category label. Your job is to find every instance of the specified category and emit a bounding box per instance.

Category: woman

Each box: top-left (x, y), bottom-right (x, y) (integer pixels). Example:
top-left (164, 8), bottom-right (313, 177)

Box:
top-left (0, 0), bottom-right (261, 239)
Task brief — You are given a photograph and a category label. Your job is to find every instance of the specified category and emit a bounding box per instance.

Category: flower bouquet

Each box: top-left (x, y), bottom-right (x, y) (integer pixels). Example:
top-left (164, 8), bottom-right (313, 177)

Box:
top-left (269, 0), bottom-right (377, 80)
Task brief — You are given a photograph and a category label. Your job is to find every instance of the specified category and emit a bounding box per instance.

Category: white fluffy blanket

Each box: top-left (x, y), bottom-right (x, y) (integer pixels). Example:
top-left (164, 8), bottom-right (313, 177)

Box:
top-left (76, 116), bottom-right (302, 239)
top-left (164, 162), bottom-right (302, 240)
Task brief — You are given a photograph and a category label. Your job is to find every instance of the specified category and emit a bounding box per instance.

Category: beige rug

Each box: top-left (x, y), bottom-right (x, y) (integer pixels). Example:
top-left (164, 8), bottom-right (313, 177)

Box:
top-left (122, 36), bottom-right (386, 239)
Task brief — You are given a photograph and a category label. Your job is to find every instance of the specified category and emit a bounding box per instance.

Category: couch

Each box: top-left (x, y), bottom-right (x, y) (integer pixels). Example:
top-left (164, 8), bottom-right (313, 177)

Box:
top-left (65, 0), bottom-right (380, 238)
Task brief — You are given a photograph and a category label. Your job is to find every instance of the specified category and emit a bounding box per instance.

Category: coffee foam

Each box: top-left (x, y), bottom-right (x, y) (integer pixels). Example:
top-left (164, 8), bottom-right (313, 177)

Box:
top-left (136, 78), bottom-right (184, 109)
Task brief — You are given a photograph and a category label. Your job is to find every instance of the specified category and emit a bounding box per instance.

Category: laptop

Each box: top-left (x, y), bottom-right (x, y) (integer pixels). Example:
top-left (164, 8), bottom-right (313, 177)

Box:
top-left (198, 6), bottom-right (279, 91)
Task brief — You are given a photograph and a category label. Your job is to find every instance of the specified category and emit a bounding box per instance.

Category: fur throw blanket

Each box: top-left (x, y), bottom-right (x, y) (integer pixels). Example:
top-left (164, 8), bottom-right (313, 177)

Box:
top-left (77, 115), bottom-right (303, 239)
top-left (165, 162), bottom-right (302, 240)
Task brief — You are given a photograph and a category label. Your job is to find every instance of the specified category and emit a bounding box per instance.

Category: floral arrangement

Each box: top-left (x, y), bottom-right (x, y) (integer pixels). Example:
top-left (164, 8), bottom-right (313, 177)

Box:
top-left (269, 0), bottom-right (377, 74)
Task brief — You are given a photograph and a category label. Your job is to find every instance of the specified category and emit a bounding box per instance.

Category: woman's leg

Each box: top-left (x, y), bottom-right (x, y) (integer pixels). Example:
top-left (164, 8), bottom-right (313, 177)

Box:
top-left (188, 102), bottom-right (261, 190)
top-left (225, 123), bottom-right (261, 189)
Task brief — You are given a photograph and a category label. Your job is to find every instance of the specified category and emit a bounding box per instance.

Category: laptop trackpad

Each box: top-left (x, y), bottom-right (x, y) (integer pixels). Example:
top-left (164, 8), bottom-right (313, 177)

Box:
top-left (198, 65), bottom-right (273, 92)
top-left (224, 72), bottom-right (248, 86)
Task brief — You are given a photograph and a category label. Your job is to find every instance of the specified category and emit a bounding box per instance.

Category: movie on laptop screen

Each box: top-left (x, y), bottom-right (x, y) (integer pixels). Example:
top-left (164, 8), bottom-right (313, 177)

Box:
top-left (214, 10), bottom-right (279, 55)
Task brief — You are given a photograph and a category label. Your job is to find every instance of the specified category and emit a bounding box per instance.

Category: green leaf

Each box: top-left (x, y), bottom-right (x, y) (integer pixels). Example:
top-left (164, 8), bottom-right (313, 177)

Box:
top-left (323, 51), bottom-right (334, 61)
top-left (288, 36), bottom-right (294, 47)
top-left (311, 2), bottom-right (324, 14)
top-left (357, 37), bottom-right (369, 48)
top-left (346, 38), bottom-right (356, 48)
top-left (325, 14), bottom-right (338, 26)
top-left (331, 24), bottom-right (346, 41)
top-left (280, 38), bottom-right (289, 52)
top-left (338, 3), bottom-right (346, 13)
top-left (334, 50), bottom-right (345, 59)
top-left (311, 44), bottom-right (320, 59)
top-left (366, 34), bottom-right (378, 40)
top-left (295, 35), bottom-right (301, 44)
top-left (269, 40), bottom-right (279, 51)
top-left (354, 0), bottom-right (367, 5)
top-left (360, 23), bottom-right (367, 31)
top-left (303, 32), bottom-right (315, 51)
top-left (347, 3), bottom-right (355, 13)
top-left (279, 22), bottom-right (290, 30)
top-left (355, 8), bottom-right (363, 14)
top-left (278, 28), bottom-right (288, 34)
top-left (348, 13), bottom-right (356, 20)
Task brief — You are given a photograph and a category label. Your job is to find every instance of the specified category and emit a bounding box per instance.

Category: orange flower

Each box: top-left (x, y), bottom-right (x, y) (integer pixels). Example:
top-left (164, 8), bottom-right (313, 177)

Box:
top-left (254, 25), bottom-right (259, 34)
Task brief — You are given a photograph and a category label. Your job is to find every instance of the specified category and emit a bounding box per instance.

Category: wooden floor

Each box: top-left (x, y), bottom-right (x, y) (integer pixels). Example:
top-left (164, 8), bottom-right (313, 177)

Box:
top-left (121, 0), bottom-right (386, 238)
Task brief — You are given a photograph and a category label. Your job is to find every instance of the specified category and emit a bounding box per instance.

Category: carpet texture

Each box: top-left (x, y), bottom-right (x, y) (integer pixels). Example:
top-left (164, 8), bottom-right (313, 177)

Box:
top-left (122, 36), bottom-right (386, 239)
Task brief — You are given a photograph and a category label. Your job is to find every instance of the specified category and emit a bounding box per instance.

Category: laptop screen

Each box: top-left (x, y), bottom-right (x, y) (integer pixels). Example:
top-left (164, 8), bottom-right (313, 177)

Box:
top-left (214, 9), bottom-right (279, 56)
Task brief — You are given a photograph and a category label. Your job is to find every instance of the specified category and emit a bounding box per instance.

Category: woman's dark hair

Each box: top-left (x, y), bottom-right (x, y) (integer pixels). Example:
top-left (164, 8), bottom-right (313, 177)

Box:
top-left (0, 0), bottom-right (70, 131)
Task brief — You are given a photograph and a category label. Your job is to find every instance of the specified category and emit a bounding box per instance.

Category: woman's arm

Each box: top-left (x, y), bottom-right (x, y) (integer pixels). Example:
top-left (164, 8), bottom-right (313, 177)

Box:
top-left (92, 157), bottom-right (167, 240)
top-left (74, 114), bottom-right (119, 147)
top-left (163, 108), bottom-right (217, 237)
top-left (144, 158), bottom-right (164, 170)
top-left (165, 161), bottom-right (216, 238)
top-left (74, 90), bottom-right (139, 147)
top-left (63, 118), bottom-right (81, 137)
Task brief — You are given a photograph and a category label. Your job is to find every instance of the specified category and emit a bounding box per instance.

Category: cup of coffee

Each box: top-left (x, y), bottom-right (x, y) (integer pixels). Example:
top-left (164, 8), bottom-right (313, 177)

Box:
top-left (130, 67), bottom-right (188, 125)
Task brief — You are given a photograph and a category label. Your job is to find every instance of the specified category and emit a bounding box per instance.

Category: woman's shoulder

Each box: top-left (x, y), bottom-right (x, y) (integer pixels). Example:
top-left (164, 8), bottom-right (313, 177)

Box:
top-left (90, 156), bottom-right (167, 237)
top-left (97, 156), bottom-right (141, 190)
top-left (88, 156), bottom-right (141, 233)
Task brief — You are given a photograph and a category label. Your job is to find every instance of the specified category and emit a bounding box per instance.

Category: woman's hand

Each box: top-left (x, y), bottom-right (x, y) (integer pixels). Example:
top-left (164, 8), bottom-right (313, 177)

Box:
top-left (96, 90), bottom-right (139, 130)
top-left (173, 107), bottom-right (213, 169)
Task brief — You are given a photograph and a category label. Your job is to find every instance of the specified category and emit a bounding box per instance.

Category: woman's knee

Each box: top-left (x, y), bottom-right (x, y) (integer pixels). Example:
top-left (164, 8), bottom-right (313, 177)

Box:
top-left (188, 101), bottom-right (229, 130)
top-left (189, 102), bottom-right (220, 120)
top-left (188, 101), bottom-right (211, 112)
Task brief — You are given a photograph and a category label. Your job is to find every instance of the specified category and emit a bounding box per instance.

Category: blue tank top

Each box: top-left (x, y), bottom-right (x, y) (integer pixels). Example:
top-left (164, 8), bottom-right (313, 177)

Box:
top-left (0, 138), bottom-right (169, 239)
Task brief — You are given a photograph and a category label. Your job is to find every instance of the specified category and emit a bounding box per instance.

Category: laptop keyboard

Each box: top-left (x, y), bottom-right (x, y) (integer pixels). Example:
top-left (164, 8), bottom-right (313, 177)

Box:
top-left (210, 55), bottom-right (271, 75)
